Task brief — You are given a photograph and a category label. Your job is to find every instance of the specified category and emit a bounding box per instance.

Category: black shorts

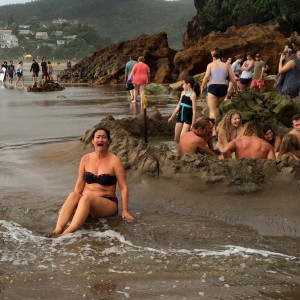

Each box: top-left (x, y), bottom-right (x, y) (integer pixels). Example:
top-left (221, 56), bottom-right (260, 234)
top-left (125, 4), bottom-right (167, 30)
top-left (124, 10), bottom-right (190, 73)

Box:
top-left (240, 78), bottom-right (251, 85)
top-left (208, 84), bottom-right (228, 97)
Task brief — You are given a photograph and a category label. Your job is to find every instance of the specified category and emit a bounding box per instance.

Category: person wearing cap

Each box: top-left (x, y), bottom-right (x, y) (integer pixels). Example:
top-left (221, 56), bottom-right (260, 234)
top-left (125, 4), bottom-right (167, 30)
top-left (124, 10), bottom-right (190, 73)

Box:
top-left (250, 53), bottom-right (266, 93)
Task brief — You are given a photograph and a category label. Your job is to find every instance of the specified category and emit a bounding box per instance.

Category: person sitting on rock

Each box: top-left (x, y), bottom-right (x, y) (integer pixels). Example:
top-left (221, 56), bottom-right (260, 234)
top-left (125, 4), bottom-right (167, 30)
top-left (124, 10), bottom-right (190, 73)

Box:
top-left (168, 75), bottom-right (200, 142)
top-left (222, 120), bottom-right (275, 159)
top-left (178, 117), bottom-right (219, 158)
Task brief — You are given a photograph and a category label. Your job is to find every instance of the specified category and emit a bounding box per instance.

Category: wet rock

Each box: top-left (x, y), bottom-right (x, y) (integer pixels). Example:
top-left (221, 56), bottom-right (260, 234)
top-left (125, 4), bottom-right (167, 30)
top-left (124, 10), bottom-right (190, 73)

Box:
top-left (146, 83), bottom-right (169, 95)
top-left (27, 81), bottom-right (65, 92)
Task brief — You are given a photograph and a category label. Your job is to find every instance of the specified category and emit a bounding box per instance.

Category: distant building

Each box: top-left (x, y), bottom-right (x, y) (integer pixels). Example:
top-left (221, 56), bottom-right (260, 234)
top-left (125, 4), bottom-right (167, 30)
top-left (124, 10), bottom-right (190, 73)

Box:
top-left (54, 31), bottom-right (63, 37)
top-left (0, 34), bottom-right (19, 48)
top-left (35, 32), bottom-right (49, 40)
top-left (19, 25), bottom-right (30, 29)
top-left (0, 29), bottom-right (12, 35)
top-left (56, 40), bottom-right (65, 45)
top-left (52, 18), bottom-right (68, 25)
top-left (18, 29), bottom-right (33, 36)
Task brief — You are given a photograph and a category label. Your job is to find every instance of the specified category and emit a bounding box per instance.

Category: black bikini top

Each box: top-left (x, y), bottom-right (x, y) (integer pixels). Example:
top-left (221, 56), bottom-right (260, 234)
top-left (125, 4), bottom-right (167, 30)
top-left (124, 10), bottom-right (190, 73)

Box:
top-left (84, 171), bottom-right (117, 186)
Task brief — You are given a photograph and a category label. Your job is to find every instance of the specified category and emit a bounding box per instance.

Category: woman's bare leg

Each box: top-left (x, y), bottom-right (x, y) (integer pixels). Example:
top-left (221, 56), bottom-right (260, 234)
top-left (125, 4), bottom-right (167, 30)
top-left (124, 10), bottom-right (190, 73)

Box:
top-left (139, 84), bottom-right (145, 106)
top-left (174, 122), bottom-right (183, 142)
top-left (133, 85), bottom-right (139, 103)
top-left (181, 123), bottom-right (191, 137)
top-left (61, 195), bottom-right (117, 235)
top-left (51, 192), bottom-right (82, 235)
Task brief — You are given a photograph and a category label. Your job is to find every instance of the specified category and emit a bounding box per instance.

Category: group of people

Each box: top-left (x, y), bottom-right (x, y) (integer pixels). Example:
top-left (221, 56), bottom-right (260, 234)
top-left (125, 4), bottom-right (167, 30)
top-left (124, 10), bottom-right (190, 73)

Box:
top-left (0, 57), bottom-right (58, 88)
top-left (45, 48), bottom-right (299, 237)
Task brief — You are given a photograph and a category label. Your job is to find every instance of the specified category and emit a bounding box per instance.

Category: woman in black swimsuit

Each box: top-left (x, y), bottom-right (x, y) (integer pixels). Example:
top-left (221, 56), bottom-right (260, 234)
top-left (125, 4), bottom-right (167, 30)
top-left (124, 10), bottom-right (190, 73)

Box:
top-left (47, 126), bottom-right (134, 237)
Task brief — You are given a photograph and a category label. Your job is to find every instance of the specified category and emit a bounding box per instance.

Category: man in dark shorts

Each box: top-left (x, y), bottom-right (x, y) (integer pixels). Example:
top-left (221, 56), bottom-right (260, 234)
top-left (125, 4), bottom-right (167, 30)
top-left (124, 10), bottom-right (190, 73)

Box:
top-left (30, 59), bottom-right (40, 83)
top-left (7, 61), bottom-right (15, 86)
top-left (41, 57), bottom-right (49, 81)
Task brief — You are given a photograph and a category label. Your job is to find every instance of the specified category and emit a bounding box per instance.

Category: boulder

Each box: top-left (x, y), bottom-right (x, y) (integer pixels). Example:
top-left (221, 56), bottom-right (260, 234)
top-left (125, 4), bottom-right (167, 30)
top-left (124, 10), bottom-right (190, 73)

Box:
top-left (27, 81), bottom-right (65, 92)
top-left (58, 32), bottom-right (176, 84)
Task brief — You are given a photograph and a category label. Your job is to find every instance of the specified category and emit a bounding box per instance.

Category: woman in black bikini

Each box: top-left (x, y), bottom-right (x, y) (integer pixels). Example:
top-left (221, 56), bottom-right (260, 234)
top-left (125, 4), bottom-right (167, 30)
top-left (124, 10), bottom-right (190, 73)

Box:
top-left (47, 126), bottom-right (134, 237)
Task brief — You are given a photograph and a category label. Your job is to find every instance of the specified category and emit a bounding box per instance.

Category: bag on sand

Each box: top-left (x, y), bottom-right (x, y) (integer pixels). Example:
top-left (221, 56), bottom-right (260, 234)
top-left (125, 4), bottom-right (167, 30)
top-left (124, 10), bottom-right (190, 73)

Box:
top-left (125, 78), bottom-right (134, 91)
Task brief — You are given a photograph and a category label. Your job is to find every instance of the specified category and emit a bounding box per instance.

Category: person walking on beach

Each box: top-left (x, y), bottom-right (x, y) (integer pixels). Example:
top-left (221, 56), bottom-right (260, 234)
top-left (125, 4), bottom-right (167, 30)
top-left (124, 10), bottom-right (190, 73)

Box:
top-left (289, 114), bottom-right (300, 144)
top-left (41, 57), bottom-right (49, 81)
top-left (46, 126), bottom-right (134, 237)
top-left (15, 61), bottom-right (24, 88)
top-left (250, 53), bottom-right (266, 93)
top-left (7, 61), bottom-right (15, 86)
top-left (168, 75), bottom-right (200, 142)
top-left (131, 56), bottom-right (150, 104)
top-left (201, 50), bottom-right (238, 134)
top-left (222, 120), bottom-right (275, 159)
top-left (178, 117), bottom-right (218, 157)
top-left (30, 59), bottom-right (40, 83)
top-left (47, 61), bottom-right (53, 80)
top-left (124, 56), bottom-right (137, 101)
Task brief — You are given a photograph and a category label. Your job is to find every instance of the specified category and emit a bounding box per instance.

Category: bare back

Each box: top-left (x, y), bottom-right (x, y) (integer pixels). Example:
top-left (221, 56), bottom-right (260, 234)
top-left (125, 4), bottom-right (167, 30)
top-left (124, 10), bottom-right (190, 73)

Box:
top-left (224, 136), bottom-right (275, 159)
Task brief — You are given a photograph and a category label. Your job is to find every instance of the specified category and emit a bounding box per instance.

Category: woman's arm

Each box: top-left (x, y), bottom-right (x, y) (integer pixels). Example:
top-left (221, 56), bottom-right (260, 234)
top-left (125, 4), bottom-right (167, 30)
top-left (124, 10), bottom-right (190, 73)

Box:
top-left (114, 156), bottom-right (134, 221)
top-left (191, 92), bottom-right (197, 126)
top-left (274, 135), bottom-right (282, 152)
top-left (217, 129), bottom-right (229, 152)
top-left (278, 55), bottom-right (295, 74)
top-left (201, 64), bottom-right (211, 94)
top-left (168, 92), bottom-right (183, 123)
top-left (74, 156), bottom-right (86, 194)
top-left (228, 65), bottom-right (238, 91)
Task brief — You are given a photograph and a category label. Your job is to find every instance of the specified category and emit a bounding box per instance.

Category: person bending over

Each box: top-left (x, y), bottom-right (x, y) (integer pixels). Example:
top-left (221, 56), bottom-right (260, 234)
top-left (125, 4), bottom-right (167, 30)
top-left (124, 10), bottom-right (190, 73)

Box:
top-left (178, 117), bottom-right (218, 158)
top-left (47, 126), bottom-right (134, 237)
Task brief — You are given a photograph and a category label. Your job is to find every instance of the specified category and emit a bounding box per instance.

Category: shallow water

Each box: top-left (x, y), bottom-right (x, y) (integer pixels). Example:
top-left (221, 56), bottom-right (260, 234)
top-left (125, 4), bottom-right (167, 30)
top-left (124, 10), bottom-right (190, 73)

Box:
top-left (0, 82), bottom-right (299, 299)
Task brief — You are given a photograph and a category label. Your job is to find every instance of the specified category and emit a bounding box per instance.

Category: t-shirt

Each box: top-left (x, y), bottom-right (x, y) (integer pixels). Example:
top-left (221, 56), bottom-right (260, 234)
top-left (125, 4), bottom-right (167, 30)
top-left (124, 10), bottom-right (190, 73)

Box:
top-left (125, 60), bottom-right (137, 79)
top-left (252, 60), bottom-right (266, 79)
top-left (231, 61), bottom-right (241, 76)
top-left (132, 62), bottom-right (150, 85)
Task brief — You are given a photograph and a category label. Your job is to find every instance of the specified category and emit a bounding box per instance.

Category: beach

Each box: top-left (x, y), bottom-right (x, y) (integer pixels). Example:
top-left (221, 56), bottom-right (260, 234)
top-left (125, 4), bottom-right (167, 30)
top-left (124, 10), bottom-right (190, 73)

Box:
top-left (0, 83), bottom-right (299, 299)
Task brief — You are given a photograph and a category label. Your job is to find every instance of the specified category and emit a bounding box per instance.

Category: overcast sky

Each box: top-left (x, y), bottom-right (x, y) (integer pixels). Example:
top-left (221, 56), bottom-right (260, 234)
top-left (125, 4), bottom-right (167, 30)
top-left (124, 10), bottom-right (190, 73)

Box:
top-left (0, 0), bottom-right (32, 5)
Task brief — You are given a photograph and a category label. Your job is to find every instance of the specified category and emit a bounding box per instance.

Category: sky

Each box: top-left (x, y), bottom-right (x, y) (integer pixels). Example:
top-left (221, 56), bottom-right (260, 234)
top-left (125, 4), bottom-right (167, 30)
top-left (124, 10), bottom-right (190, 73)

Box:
top-left (0, 0), bottom-right (33, 5)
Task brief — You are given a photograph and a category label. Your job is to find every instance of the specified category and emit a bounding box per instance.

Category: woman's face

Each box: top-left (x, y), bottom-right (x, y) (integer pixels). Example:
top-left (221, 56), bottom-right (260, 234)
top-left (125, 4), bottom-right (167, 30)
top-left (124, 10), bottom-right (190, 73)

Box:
top-left (92, 130), bottom-right (109, 150)
top-left (264, 129), bottom-right (273, 141)
top-left (231, 114), bottom-right (241, 127)
top-left (182, 81), bottom-right (190, 91)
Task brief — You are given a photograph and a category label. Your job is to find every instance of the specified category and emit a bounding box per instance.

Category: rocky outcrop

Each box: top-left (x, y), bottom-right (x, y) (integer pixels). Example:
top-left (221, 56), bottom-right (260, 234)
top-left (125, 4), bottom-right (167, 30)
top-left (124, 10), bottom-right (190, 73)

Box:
top-left (58, 32), bottom-right (176, 84)
top-left (177, 22), bottom-right (290, 80)
top-left (27, 81), bottom-right (65, 92)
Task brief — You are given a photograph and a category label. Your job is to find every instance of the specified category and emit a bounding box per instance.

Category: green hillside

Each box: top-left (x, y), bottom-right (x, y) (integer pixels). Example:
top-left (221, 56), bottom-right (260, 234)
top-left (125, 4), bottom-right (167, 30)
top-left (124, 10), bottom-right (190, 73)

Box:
top-left (0, 0), bottom-right (195, 49)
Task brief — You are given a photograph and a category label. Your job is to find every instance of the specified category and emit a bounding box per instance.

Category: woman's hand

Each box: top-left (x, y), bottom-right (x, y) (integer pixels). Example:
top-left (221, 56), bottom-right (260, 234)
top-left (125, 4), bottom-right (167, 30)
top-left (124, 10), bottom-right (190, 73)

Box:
top-left (122, 210), bottom-right (134, 222)
top-left (168, 115), bottom-right (174, 123)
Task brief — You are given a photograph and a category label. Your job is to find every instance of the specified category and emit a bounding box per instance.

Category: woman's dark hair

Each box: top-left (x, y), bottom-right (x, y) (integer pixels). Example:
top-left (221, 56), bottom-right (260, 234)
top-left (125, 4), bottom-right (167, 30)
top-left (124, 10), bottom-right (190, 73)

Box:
top-left (262, 124), bottom-right (275, 135)
top-left (212, 50), bottom-right (223, 60)
top-left (91, 126), bottom-right (111, 141)
top-left (278, 134), bottom-right (300, 159)
top-left (184, 75), bottom-right (200, 97)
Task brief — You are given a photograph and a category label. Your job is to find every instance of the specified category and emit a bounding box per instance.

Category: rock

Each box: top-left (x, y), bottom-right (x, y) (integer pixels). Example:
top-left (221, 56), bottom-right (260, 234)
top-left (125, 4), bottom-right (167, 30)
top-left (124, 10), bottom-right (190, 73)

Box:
top-left (58, 32), bottom-right (176, 84)
top-left (146, 83), bottom-right (169, 95)
top-left (27, 81), bottom-right (65, 92)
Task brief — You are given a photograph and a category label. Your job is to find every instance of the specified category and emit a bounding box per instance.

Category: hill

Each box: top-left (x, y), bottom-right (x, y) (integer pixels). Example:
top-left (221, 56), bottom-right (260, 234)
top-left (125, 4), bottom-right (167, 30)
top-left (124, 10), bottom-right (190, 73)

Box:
top-left (0, 0), bottom-right (195, 50)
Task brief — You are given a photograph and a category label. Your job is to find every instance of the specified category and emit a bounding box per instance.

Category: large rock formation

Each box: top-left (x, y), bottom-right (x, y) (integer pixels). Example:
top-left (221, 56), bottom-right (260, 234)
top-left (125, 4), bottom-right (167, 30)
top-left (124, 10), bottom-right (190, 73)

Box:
top-left (177, 22), bottom-right (290, 80)
top-left (58, 32), bottom-right (176, 84)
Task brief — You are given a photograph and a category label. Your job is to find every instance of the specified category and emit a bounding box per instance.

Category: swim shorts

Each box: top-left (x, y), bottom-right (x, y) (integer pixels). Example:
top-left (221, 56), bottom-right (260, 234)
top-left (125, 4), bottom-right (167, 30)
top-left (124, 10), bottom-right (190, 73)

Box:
top-left (208, 84), bottom-right (228, 97)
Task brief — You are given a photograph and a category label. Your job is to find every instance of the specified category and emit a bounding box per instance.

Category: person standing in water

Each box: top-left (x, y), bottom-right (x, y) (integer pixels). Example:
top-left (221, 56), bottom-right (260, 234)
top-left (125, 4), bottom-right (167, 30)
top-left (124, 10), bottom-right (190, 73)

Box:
top-left (46, 126), bottom-right (134, 237)
top-left (124, 56), bottom-right (137, 101)
top-left (168, 75), bottom-right (200, 142)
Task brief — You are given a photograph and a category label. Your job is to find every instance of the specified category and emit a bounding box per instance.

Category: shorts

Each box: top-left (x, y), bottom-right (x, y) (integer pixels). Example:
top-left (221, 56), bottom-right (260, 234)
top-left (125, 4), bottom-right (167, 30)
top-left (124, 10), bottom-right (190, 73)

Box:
top-left (8, 72), bottom-right (14, 78)
top-left (240, 78), bottom-right (252, 85)
top-left (32, 72), bottom-right (39, 78)
top-left (208, 84), bottom-right (228, 97)
top-left (250, 79), bottom-right (265, 88)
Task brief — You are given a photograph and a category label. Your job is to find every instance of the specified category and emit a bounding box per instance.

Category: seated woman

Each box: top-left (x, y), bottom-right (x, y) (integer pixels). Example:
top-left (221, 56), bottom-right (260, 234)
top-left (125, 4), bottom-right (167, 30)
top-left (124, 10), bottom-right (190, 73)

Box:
top-left (47, 126), bottom-right (134, 237)
top-left (277, 134), bottom-right (300, 160)
top-left (215, 110), bottom-right (244, 153)
top-left (262, 124), bottom-right (282, 153)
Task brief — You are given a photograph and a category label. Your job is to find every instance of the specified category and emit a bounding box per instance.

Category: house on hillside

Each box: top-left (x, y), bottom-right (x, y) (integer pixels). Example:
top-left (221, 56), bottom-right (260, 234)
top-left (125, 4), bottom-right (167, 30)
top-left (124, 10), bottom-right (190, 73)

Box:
top-left (0, 29), bottom-right (12, 35)
top-left (0, 34), bottom-right (19, 48)
top-left (36, 32), bottom-right (48, 40)
top-left (19, 25), bottom-right (30, 29)
top-left (57, 40), bottom-right (65, 45)
top-left (52, 18), bottom-right (69, 25)
top-left (54, 31), bottom-right (63, 37)
top-left (18, 29), bottom-right (33, 36)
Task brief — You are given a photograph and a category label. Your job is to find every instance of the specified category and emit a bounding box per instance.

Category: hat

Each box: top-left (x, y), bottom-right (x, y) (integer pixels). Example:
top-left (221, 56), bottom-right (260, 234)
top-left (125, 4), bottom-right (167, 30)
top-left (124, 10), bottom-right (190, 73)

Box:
top-left (255, 53), bottom-right (261, 57)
